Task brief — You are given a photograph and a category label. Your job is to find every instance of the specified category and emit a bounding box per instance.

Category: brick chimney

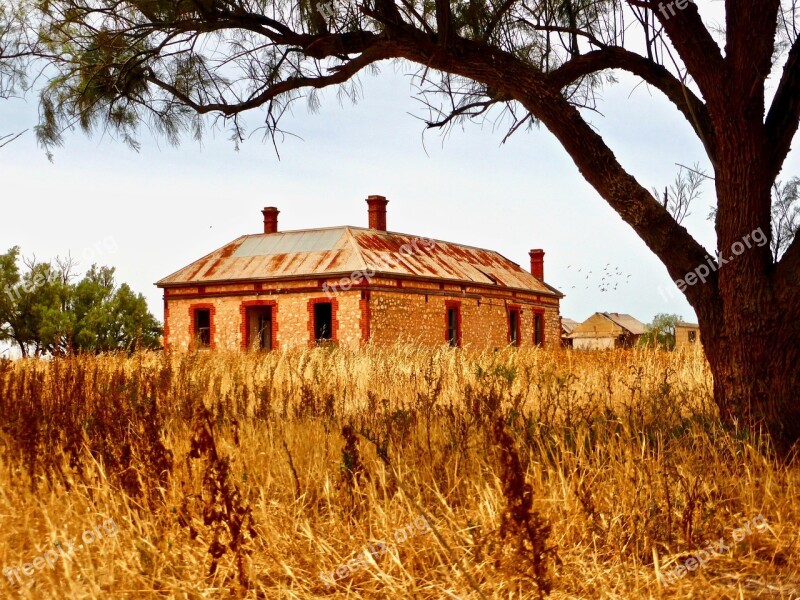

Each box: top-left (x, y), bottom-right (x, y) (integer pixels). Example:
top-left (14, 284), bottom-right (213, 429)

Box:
top-left (366, 195), bottom-right (388, 231)
top-left (529, 249), bottom-right (545, 280)
top-left (262, 207), bottom-right (279, 234)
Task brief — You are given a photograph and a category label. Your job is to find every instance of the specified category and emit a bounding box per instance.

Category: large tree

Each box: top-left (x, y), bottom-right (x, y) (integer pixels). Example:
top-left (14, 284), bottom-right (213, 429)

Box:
top-left (24, 0), bottom-right (800, 452)
top-left (0, 249), bottom-right (163, 355)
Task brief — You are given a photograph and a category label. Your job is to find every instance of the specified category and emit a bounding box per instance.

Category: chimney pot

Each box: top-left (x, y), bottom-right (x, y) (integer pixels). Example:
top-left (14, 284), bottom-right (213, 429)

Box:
top-left (262, 207), bottom-right (279, 234)
top-left (529, 249), bottom-right (545, 280)
top-left (366, 195), bottom-right (388, 231)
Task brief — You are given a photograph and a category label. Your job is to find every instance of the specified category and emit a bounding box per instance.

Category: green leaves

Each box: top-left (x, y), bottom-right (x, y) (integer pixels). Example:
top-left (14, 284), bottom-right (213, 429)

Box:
top-left (0, 251), bottom-right (162, 355)
top-left (639, 313), bottom-right (683, 351)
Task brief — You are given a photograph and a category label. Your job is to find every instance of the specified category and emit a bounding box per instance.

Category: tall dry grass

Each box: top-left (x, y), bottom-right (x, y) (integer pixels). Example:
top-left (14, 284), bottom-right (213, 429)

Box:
top-left (0, 345), bottom-right (797, 599)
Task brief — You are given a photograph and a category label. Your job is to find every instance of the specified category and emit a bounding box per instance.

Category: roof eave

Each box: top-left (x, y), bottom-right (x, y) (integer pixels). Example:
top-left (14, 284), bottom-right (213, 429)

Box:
top-left (157, 270), bottom-right (562, 298)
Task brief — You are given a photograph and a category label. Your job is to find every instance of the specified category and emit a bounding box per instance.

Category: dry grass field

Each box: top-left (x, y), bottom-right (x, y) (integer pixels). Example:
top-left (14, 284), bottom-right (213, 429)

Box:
top-left (0, 346), bottom-right (798, 599)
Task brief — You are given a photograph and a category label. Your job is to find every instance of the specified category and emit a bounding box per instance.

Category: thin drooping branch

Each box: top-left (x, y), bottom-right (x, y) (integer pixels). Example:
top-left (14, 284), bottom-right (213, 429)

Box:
top-left (424, 99), bottom-right (497, 129)
top-left (144, 42), bottom-right (391, 116)
top-left (0, 129), bottom-right (26, 147)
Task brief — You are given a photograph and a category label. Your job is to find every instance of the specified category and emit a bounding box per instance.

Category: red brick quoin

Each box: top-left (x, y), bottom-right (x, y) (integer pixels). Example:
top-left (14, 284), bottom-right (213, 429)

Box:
top-left (359, 290), bottom-right (371, 343)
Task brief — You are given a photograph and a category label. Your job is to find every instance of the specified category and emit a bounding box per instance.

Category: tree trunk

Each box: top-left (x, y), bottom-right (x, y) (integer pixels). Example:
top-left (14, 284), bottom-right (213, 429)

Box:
top-left (699, 124), bottom-right (800, 457)
top-left (700, 301), bottom-right (800, 457)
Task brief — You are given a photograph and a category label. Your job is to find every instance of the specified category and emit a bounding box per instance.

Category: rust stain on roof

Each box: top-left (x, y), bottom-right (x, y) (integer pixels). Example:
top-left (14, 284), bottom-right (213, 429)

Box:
top-left (156, 227), bottom-right (562, 297)
top-left (205, 241), bottom-right (240, 277)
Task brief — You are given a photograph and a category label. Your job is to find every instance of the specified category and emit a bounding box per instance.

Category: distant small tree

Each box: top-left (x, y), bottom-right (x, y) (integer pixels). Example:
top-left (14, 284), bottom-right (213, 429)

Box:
top-left (639, 313), bottom-right (682, 351)
top-left (654, 164), bottom-right (708, 226)
top-left (0, 247), bottom-right (162, 355)
top-left (0, 246), bottom-right (24, 352)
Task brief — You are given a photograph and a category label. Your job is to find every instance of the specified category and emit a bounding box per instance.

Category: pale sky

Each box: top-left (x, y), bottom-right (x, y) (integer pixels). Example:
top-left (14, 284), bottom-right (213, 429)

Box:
top-left (2, 54), bottom-right (796, 335)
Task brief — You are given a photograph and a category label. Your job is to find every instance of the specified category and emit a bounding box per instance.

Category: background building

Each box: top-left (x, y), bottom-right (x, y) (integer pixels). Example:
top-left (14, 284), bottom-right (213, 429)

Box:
top-left (675, 322), bottom-right (702, 350)
top-left (566, 312), bottom-right (646, 350)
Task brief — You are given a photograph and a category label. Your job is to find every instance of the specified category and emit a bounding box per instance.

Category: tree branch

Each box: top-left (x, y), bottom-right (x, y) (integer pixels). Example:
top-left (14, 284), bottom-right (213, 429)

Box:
top-left (144, 43), bottom-right (391, 116)
top-left (765, 34), bottom-right (800, 182)
top-left (0, 130), bottom-right (26, 147)
top-left (549, 47), bottom-right (717, 161)
top-left (725, 0), bottom-right (781, 100)
top-left (635, 0), bottom-right (726, 109)
top-left (391, 32), bottom-right (717, 311)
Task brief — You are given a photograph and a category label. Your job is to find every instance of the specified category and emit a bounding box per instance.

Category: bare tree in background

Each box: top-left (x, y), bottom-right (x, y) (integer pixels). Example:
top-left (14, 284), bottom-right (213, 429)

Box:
top-left (655, 163), bottom-right (708, 226)
top-left (772, 178), bottom-right (800, 262)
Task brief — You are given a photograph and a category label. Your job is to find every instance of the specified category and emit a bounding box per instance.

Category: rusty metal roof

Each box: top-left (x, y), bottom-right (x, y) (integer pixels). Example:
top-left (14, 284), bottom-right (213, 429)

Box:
top-left (156, 227), bottom-right (563, 297)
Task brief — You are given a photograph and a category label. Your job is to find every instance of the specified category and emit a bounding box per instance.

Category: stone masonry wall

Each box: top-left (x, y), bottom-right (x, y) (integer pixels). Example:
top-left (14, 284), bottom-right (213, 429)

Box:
top-left (163, 282), bottom-right (561, 351)
top-left (368, 290), bottom-right (560, 349)
top-left (164, 291), bottom-right (363, 351)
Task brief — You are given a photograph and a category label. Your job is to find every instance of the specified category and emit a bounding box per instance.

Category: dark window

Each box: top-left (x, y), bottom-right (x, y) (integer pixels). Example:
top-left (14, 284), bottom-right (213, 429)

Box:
top-left (509, 309), bottom-right (520, 346)
top-left (688, 330), bottom-right (697, 343)
top-left (247, 306), bottom-right (272, 350)
top-left (314, 302), bottom-right (333, 341)
top-left (195, 309), bottom-right (211, 347)
top-left (447, 306), bottom-right (460, 347)
top-left (534, 313), bottom-right (544, 347)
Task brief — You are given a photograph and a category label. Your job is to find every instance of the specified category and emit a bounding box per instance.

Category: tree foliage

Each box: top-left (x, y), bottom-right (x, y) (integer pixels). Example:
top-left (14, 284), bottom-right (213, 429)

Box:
top-left (0, 248), bottom-right (162, 356)
top-left (639, 313), bottom-right (682, 351)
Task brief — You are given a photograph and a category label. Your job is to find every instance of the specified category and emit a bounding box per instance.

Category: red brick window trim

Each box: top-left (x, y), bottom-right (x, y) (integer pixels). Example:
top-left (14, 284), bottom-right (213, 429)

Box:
top-left (445, 300), bottom-right (462, 347)
top-left (308, 297), bottom-right (339, 345)
top-left (189, 303), bottom-right (216, 350)
top-left (533, 309), bottom-right (545, 347)
top-left (239, 300), bottom-right (278, 351)
top-left (508, 304), bottom-right (521, 347)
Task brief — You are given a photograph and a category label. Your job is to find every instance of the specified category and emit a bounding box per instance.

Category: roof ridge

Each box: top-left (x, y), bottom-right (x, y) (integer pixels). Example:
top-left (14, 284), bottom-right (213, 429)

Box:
top-left (343, 227), bottom-right (371, 274)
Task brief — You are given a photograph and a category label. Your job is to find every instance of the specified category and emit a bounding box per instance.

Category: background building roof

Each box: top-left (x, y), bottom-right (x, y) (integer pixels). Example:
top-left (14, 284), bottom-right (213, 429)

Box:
top-left (566, 312), bottom-right (646, 338)
top-left (561, 318), bottom-right (580, 335)
top-left (603, 312), bottom-right (646, 335)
